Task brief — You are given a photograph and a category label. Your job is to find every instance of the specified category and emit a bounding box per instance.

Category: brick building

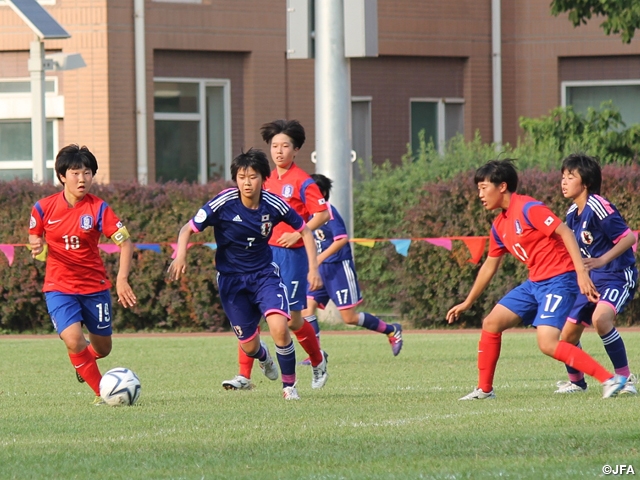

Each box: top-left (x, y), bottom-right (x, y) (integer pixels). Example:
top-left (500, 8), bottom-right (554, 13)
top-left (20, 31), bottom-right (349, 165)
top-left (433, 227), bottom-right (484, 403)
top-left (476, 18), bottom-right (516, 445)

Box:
top-left (1, 0), bottom-right (639, 184)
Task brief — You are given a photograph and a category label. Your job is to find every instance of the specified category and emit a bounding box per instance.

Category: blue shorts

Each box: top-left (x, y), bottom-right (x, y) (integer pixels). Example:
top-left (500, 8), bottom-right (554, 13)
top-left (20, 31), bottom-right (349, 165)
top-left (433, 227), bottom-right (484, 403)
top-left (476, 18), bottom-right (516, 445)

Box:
top-left (568, 266), bottom-right (638, 326)
top-left (45, 290), bottom-right (113, 336)
top-left (217, 263), bottom-right (290, 342)
top-left (308, 259), bottom-right (363, 310)
top-left (498, 271), bottom-right (578, 329)
top-left (271, 246), bottom-right (308, 311)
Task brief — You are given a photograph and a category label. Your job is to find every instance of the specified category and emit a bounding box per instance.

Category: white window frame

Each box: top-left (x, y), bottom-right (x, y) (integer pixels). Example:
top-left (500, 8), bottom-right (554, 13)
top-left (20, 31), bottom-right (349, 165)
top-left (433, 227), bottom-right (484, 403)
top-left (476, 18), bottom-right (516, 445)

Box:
top-left (153, 77), bottom-right (232, 183)
top-left (410, 97), bottom-right (464, 155)
top-left (0, 77), bottom-right (61, 177)
top-left (561, 79), bottom-right (640, 107)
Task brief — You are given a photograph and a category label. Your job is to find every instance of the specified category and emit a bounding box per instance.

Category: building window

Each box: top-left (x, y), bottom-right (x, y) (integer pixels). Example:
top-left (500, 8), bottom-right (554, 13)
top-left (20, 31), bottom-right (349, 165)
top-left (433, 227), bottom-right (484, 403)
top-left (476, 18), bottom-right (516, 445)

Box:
top-left (410, 98), bottom-right (464, 155)
top-left (351, 97), bottom-right (372, 181)
top-left (154, 78), bottom-right (231, 183)
top-left (0, 78), bottom-right (60, 181)
top-left (562, 80), bottom-right (640, 128)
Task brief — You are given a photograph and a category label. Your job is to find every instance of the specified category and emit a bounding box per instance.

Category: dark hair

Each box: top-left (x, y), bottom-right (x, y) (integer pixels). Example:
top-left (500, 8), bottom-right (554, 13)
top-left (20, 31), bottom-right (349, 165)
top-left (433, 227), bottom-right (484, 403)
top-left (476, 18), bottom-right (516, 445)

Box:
top-left (311, 173), bottom-right (333, 201)
top-left (55, 144), bottom-right (98, 182)
top-left (260, 119), bottom-right (306, 149)
top-left (230, 148), bottom-right (271, 181)
top-left (561, 153), bottom-right (602, 195)
top-left (474, 159), bottom-right (518, 193)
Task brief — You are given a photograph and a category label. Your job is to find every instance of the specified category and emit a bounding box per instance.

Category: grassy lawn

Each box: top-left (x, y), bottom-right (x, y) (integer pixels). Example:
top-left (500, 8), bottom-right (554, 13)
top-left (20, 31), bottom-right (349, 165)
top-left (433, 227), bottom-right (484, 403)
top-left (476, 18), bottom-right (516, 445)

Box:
top-left (1, 330), bottom-right (639, 479)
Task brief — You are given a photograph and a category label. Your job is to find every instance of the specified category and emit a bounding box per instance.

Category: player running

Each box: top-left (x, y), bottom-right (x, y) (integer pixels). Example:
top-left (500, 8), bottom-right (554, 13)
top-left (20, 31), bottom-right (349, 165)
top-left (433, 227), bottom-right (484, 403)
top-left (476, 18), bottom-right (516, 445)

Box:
top-left (446, 159), bottom-right (627, 400)
top-left (299, 174), bottom-right (403, 355)
top-left (168, 148), bottom-right (321, 400)
top-left (28, 144), bottom-right (137, 405)
top-left (555, 154), bottom-right (637, 395)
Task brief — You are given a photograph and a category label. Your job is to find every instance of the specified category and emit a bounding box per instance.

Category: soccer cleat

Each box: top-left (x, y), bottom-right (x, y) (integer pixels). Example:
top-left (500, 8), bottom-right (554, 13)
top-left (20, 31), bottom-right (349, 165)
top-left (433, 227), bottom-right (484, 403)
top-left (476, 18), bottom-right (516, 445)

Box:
top-left (554, 381), bottom-right (587, 394)
top-left (602, 374), bottom-right (627, 399)
top-left (299, 357), bottom-right (312, 366)
top-left (311, 350), bottom-right (329, 389)
top-left (258, 341), bottom-right (279, 381)
top-left (458, 388), bottom-right (496, 400)
top-left (221, 375), bottom-right (253, 391)
top-left (283, 384), bottom-right (300, 400)
top-left (76, 371), bottom-right (85, 383)
top-left (92, 396), bottom-right (106, 406)
top-left (619, 373), bottom-right (637, 395)
top-left (388, 323), bottom-right (404, 356)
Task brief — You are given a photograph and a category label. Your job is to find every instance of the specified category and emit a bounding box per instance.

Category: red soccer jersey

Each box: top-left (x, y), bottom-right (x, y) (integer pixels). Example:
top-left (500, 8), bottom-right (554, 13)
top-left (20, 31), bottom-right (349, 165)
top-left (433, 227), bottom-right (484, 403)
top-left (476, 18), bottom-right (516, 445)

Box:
top-left (264, 162), bottom-right (327, 248)
top-left (488, 193), bottom-right (574, 282)
top-left (29, 192), bottom-right (124, 294)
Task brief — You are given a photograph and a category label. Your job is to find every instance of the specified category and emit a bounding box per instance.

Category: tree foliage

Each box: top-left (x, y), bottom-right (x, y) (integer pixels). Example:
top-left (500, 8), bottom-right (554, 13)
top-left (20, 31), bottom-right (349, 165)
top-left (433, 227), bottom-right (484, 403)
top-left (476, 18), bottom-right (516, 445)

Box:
top-left (551, 0), bottom-right (640, 43)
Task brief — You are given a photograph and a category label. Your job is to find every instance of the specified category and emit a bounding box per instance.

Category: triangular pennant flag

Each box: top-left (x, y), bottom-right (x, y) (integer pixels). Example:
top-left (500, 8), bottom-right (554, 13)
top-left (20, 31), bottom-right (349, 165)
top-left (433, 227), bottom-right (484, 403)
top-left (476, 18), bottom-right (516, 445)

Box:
top-left (203, 243), bottom-right (218, 250)
top-left (460, 237), bottom-right (487, 264)
top-left (352, 239), bottom-right (376, 248)
top-left (135, 243), bottom-right (161, 253)
top-left (98, 244), bottom-right (120, 254)
top-left (424, 238), bottom-right (452, 250)
top-left (170, 243), bottom-right (194, 259)
top-left (390, 239), bottom-right (411, 257)
top-left (0, 245), bottom-right (15, 266)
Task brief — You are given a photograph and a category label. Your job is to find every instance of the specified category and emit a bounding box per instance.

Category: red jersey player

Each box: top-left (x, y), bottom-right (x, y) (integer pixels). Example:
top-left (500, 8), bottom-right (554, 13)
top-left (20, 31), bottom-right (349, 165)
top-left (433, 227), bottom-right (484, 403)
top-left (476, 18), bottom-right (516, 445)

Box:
top-left (446, 159), bottom-right (627, 400)
top-left (28, 144), bottom-right (137, 405)
top-left (222, 120), bottom-right (330, 391)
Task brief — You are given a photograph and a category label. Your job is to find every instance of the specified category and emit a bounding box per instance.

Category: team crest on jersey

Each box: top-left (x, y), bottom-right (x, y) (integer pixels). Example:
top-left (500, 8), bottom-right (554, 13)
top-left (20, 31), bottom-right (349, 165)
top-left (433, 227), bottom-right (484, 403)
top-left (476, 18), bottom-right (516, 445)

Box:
top-left (514, 219), bottom-right (523, 235)
top-left (315, 229), bottom-right (326, 242)
top-left (261, 222), bottom-right (273, 237)
top-left (580, 230), bottom-right (594, 245)
top-left (281, 184), bottom-right (294, 199)
top-left (29, 215), bottom-right (36, 229)
top-left (79, 215), bottom-right (94, 230)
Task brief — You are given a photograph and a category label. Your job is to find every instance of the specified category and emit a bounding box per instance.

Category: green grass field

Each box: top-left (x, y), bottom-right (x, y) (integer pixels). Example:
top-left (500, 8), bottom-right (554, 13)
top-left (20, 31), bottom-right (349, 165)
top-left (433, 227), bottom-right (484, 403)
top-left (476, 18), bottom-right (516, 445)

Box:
top-left (1, 330), bottom-right (639, 479)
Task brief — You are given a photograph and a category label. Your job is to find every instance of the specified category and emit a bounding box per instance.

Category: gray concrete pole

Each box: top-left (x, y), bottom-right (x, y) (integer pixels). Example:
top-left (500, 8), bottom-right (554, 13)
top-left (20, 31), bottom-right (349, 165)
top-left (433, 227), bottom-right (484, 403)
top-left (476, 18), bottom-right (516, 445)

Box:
top-left (315, 0), bottom-right (354, 237)
top-left (29, 40), bottom-right (47, 183)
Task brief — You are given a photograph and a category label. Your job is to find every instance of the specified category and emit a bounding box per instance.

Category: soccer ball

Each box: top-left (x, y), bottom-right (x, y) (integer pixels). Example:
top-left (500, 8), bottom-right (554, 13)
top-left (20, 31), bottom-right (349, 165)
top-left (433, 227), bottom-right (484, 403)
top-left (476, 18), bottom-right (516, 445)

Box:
top-left (99, 367), bottom-right (141, 406)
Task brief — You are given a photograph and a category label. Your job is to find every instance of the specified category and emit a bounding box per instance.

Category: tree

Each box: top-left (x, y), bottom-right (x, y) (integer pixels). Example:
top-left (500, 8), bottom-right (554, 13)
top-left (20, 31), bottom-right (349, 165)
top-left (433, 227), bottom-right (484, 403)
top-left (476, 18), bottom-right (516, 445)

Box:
top-left (551, 0), bottom-right (640, 43)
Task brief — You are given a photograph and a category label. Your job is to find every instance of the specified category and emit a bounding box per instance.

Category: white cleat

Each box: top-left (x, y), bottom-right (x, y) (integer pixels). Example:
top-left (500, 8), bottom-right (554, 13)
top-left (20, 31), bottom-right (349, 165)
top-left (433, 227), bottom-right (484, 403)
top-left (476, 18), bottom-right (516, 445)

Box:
top-left (602, 374), bottom-right (627, 399)
top-left (259, 341), bottom-right (279, 381)
top-left (619, 373), bottom-right (637, 395)
top-left (554, 381), bottom-right (587, 394)
top-left (283, 384), bottom-right (300, 400)
top-left (459, 387), bottom-right (496, 400)
top-left (311, 350), bottom-right (329, 389)
top-left (221, 375), bottom-right (253, 391)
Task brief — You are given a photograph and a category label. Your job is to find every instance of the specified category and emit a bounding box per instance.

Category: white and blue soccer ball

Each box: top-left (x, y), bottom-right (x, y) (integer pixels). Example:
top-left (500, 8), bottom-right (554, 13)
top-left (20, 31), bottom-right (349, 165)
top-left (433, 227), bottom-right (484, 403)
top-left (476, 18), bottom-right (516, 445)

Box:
top-left (99, 367), bottom-right (141, 406)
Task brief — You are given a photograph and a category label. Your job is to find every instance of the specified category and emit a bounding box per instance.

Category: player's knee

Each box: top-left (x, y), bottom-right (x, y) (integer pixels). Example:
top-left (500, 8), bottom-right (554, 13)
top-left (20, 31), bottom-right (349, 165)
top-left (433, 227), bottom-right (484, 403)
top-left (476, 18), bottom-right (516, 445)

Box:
top-left (342, 311), bottom-right (359, 325)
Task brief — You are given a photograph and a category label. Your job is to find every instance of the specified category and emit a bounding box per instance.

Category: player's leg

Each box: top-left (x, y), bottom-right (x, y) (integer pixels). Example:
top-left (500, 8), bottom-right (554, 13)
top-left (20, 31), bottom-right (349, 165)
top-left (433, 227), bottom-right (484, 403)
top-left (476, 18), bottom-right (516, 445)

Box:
top-left (46, 292), bottom-right (104, 398)
top-left (301, 298), bottom-right (321, 365)
top-left (556, 312), bottom-right (589, 393)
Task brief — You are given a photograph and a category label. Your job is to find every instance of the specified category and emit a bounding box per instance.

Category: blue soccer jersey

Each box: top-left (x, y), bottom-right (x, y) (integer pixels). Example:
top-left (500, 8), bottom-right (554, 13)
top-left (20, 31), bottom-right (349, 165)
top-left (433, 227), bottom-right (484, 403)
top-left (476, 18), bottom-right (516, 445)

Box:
top-left (190, 188), bottom-right (305, 274)
top-left (314, 204), bottom-right (352, 263)
top-left (565, 194), bottom-right (635, 273)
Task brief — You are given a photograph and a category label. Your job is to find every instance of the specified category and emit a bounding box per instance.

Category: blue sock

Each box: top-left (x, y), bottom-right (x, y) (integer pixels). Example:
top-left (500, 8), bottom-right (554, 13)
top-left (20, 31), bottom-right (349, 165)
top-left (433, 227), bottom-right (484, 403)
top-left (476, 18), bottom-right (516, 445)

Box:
top-left (565, 342), bottom-right (587, 388)
top-left (276, 341), bottom-right (296, 388)
top-left (304, 314), bottom-right (321, 344)
top-left (357, 312), bottom-right (394, 335)
top-left (246, 343), bottom-right (267, 362)
top-left (601, 328), bottom-right (629, 374)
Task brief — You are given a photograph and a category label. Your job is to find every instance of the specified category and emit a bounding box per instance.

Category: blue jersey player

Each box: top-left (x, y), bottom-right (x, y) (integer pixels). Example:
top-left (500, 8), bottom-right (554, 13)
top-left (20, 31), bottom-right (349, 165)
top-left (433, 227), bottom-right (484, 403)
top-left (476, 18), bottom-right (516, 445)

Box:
top-left (301, 174), bottom-right (403, 355)
top-left (555, 154), bottom-right (638, 395)
top-left (168, 148), bottom-right (321, 400)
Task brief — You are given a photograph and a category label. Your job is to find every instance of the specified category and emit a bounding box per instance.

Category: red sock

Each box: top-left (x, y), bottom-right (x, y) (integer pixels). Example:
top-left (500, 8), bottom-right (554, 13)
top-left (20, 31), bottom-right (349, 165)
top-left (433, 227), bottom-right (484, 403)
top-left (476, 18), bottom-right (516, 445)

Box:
top-left (478, 330), bottom-right (502, 393)
top-left (69, 347), bottom-right (102, 395)
top-left (292, 320), bottom-right (323, 366)
top-left (87, 344), bottom-right (102, 360)
top-left (553, 341), bottom-right (613, 383)
top-left (238, 343), bottom-right (255, 379)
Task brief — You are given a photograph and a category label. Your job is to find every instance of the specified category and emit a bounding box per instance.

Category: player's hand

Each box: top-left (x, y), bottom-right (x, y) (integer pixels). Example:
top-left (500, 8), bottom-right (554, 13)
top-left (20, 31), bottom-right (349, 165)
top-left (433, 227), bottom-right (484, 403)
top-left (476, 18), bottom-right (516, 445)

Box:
top-left (307, 269), bottom-right (322, 292)
top-left (582, 257), bottom-right (604, 271)
top-left (576, 270), bottom-right (599, 303)
top-left (446, 302), bottom-right (469, 324)
top-left (116, 279), bottom-right (137, 308)
top-left (29, 237), bottom-right (44, 258)
top-left (276, 231), bottom-right (302, 248)
top-left (167, 258), bottom-right (187, 281)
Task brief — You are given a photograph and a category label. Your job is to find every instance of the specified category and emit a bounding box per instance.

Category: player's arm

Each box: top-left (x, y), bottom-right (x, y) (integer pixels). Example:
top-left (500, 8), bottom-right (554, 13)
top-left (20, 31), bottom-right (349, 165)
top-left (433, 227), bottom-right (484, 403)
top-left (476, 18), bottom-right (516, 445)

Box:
top-left (446, 255), bottom-right (502, 324)
top-left (167, 222), bottom-right (196, 281)
top-left (318, 236), bottom-right (349, 264)
top-left (300, 225), bottom-right (322, 291)
top-left (555, 222), bottom-right (599, 302)
top-left (115, 239), bottom-right (137, 308)
top-left (584, 230), bottom-right (636, 271)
